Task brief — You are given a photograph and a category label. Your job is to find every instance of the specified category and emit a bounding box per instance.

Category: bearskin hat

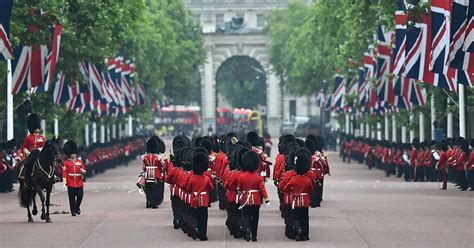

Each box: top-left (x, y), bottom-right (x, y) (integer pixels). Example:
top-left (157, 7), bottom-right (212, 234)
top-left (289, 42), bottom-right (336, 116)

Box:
top-left (6, 139), bottom-right (15, 151)
top-left (295, 153), bottom-right (311, 175)
top-left (26, 113), bottom-right (41, 134)
top-left (247, 132), bottom-right (260, 147)
top-left (200, 139), bottom-right (212, 153)
top-left (63, 140), bottom-right (78, 156)
top-left (242, 151), bottom-right (259, 172)
top-left (194, 147), bottom-right (209, 157)
top-left (295, 147), bottom-right (311, 157)
top-left (456, 137), bottom-right (469, 152)
top-left (305, 139), bottom-right (316, 154)
top-left (146, 137), bottom-right (159, 153)
top-left (235, 147), bottom-right (250, 170)
top-left (192, 152), bottom-right (209, 175)
top-left (316, 135), bottom-right (325, 151)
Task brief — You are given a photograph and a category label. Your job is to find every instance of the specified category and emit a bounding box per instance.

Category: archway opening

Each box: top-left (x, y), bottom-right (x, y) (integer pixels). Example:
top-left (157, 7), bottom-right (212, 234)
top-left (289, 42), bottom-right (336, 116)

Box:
top-left (215, 56), bottom-right (267, 135)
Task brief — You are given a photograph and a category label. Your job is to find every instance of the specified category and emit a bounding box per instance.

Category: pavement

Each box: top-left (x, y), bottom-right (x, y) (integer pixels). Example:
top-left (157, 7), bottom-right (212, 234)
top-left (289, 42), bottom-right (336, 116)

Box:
top-left (0, 140), bottom-right (473, 248)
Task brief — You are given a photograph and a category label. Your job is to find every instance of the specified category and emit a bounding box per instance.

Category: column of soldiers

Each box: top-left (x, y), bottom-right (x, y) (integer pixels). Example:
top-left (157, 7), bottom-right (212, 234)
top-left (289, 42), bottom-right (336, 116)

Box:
top-left (138, 131), bottom-right (330, 242)
top-left (340, 135), bottom-right (474, 191)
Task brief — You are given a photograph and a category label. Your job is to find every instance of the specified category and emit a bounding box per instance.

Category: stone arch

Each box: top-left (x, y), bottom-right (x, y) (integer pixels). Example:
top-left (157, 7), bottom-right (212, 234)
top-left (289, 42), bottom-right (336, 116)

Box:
top-left (200, 34), bottom-right (281, 136)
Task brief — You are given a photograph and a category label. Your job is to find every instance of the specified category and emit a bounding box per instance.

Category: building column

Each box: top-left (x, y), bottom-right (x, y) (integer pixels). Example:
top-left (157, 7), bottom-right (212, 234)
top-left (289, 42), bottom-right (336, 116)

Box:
top-left (266, 70), bottom-right (282, 136)
top-left (128, 115), bottom-right (133, 137)
top-left (100, 124), bottom-right (105, 143)
top-left (112, 124), bottom-right (116, 139)
top-left (384, 116), bottom-right (390, 141)
top-left (201, 47), bottom-right (216, 134)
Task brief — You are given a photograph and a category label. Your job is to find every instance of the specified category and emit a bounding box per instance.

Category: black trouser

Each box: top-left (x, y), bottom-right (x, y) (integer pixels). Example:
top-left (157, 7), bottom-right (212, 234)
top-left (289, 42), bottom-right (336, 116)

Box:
top-left (67, 187), bottom-right (84, 214)
top-left (191, 207), bottom-right (208, 239)
top-left (171, 195), bottom-right (180, 224)
top-left (309, 182), bottom-right (318, 208)
top-left (467, 170), bottom-right (474, 190)
top-left (293, 207), bottom-right (309, 239)
top-left (144, 182), bottom-right (160, 207)
top-left (316, 181), bottom-right (323, 205)
top-left (217, 182), bottom-right (227, 210)
top-left (396, 165), bottom-right (404, 178)
top-left (242, 205), bottom-right (260, 239)
top-left (456, 170), bottom-right (468, 190)
top-left (439, 169), bottom-right (447, 189)
top-left (156, 181), bottom-right (164, 205)
top-left (404, 164), bottom-right (412, 181)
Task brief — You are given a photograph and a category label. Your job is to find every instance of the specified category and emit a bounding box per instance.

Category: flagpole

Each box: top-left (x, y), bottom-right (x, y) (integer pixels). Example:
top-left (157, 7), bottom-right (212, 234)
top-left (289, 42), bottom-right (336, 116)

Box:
top-left (92, 122), bottom-right (97, 143)
top-left (345, 113), bottom-right (350, 135)
top-left (459, 84), bottom-right (466, 138)
top-left (6, 59), bottom-right (13, 140)
top-left (54, 118), bottom-right (59, 136)
top-left (377, 121), bottom-right (382, 141)
top-left (419, 112), bottom-right (425, 142)
top-left (100, 124), bottom-right (105, 143)
top-left (360, 122), bottom-right (365, 137)
top-left (430, 94), bottom-right (436, 140)
top-left (84, 124), bottom-right (90, 147)
top-left (392, 115), bottom-right (397, 142)
top-left (112, 124), bottom-right (116, 139)
top-left (447, 98), bottom-right (453, 138)
top-left (128, 115), bottom-right (133, 137)
top-left (384, 116), bottom-right (389, 141)
top-left (366, 122), bottom-right (370, 139)
top-left (106, 124), bottom-right (110, 142)
top-left (409, 114), bottom-right (415, 142)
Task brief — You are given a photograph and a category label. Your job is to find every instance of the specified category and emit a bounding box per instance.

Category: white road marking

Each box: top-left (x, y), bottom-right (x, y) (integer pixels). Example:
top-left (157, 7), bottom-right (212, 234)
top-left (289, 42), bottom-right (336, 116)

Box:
top-left (127, 189), bottom-right (138, 194)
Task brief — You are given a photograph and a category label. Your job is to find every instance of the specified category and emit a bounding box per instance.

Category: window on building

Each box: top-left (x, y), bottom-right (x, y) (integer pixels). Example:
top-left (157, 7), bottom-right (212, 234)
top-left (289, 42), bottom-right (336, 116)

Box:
top-left (193, 14), bottom-right (201, 24)
top-left (216, 14), bottom-right (224, 29)
top-left (257, 14), bottom-right (264, 28)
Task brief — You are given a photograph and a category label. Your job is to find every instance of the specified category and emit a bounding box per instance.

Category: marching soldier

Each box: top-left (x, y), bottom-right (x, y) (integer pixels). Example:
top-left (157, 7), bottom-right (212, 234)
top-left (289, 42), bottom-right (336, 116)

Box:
top-left (141, 137), bottom-right (167, 209)
top-left (283, 153), bottom-right (314, 241)
top-left (237, 151), bottom-right (269, 242)
top-left (436, 140), bottom-right (449, 190)
top-left (186, 152), bottom-right (214, 241)
top-left (62, 140), bottom-right (87, 216)
top-left (247, 132), bottom-right (271, 180)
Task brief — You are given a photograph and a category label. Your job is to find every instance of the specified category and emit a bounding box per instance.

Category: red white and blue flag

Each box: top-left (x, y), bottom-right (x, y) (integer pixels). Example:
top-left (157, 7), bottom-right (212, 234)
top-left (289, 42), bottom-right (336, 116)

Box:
top-left (0, 0), bottom-right (13, 60)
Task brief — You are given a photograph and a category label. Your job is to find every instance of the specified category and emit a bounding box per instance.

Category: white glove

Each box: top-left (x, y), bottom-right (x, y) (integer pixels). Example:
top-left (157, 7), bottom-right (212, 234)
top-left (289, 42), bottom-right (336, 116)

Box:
top-left (265, 201), bottom-right (270, 208)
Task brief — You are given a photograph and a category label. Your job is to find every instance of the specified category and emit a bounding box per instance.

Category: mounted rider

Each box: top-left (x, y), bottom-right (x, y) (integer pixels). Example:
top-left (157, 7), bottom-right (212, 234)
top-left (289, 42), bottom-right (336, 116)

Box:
top-left (18, 114), bottom-right (45, 182)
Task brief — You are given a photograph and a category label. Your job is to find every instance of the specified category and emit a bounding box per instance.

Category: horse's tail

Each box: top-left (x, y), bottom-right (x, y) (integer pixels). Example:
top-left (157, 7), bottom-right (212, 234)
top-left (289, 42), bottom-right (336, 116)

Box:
top-left (18, 181), bottom-right (32, 208)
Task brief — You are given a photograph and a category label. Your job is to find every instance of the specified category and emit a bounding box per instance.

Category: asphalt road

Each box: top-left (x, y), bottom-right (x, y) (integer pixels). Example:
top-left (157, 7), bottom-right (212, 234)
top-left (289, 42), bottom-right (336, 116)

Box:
top-left (1, 141), bottom-right (473, 248)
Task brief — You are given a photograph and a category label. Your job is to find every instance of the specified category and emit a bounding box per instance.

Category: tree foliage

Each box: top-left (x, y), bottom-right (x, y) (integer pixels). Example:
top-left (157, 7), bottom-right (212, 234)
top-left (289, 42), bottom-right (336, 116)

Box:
top-left (0, 0), bottom-right (204, 142)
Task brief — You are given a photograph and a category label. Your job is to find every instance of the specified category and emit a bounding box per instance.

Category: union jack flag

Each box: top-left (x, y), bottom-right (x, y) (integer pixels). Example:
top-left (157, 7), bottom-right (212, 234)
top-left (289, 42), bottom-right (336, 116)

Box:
top-left (0, 0), bottom-right (13, 60)
top-left (331, 75), bottom-right (346, 109)
top-left (448, 0), bottom-right (474, 73)
top-left (376, 25), bottom-right (395, 104)
top-left (462, 2), bottom-right (474, 52)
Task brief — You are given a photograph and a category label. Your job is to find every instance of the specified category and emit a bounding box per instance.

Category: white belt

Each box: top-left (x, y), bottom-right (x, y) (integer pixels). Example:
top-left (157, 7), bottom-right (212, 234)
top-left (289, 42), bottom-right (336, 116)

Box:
top-left (68, 173), bottom-right (82, 177)
top-left (292, 193), bottom-right (308, 209)
top-left (238, 190), bottom-right (258, 210)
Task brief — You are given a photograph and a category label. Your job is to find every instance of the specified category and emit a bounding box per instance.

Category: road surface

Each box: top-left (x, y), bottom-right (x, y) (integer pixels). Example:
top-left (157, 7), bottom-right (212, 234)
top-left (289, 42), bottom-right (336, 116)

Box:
top-left (1, 141), bottom-right (473, 248)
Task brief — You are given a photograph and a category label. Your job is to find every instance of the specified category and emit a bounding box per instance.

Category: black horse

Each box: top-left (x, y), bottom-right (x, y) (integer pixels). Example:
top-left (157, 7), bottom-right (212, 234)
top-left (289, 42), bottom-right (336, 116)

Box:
top-left (18, 137), bottom-right (61, 223)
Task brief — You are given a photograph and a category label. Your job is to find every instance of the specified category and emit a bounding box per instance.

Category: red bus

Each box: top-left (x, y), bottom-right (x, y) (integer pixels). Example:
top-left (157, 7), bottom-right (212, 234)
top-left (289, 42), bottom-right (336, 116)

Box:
top-left (155, 105), bottom-right (200, 134)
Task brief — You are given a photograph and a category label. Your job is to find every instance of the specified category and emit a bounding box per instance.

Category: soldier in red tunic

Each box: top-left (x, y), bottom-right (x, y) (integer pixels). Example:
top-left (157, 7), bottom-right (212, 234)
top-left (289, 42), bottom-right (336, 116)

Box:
top-left (283, 153), bottom-right (314, 241)
top-left (247, 132), bottom-right (271, 180)
top-left (141, 137), bottom-right (167, 209)
top-left (436, 140), bottom-right (449, 190)
top-left (18, 114), bottom-right (45, 181)
top-left (187, 152), bottom-right (214, 241)
top-left (238, 151), bottom-right (269, 242)
top-left (453, 137), bottom-right (468, 190)
top-left (467, 139), bottom-right (474, 190)
top-left (62, 140), bottom-right (86, 216)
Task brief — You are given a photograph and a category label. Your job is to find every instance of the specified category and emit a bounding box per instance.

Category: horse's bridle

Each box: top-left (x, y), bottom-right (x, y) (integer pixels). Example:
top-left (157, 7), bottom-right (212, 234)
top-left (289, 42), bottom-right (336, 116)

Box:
top-left (32, 157), bottom-right (55, 180)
